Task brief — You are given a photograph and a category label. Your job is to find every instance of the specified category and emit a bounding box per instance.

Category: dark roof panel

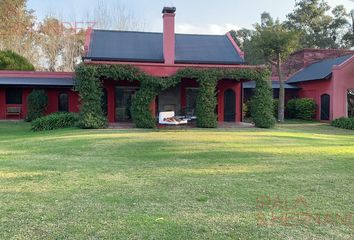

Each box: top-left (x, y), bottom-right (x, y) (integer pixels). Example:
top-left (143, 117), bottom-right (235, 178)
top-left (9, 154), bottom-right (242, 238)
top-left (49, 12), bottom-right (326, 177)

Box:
top-left (175, 34), bottom-right (243, 64)
top-left (88, 30), bottom-right (164, 62)
top-left (287, 55), bottom-right (353, 83)
top-left (243, 81), bottom-right (299, 89)
top-left (87, 30), bottom-right (244, 64)
top-left (0, 77), bottom-right (74, 86)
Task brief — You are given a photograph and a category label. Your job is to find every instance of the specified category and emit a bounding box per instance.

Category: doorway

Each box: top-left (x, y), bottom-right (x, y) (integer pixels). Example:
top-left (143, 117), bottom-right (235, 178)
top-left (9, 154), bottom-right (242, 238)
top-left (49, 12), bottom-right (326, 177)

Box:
top-left (224, 89), bottom-right (236, 122)
top-left (115, 87), bottom-right (138, 122)
top-left (347, 89), bottom-right (354, 117)
top-left (320, 94), bottom-right (330, 121)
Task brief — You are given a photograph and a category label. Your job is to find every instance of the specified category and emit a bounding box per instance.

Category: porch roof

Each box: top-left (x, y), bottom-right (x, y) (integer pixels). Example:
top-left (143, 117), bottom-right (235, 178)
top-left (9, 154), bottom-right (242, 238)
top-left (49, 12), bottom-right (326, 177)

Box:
top-left (0, 77), bottom-right (74, 87)
top-left (243, 81), bottom-right (299, 89)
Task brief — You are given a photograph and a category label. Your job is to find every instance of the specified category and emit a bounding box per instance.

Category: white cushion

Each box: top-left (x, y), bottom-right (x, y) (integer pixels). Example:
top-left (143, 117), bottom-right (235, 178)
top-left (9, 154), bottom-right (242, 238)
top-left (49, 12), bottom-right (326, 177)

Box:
top-left (159, 111), bottom-right (188, 125)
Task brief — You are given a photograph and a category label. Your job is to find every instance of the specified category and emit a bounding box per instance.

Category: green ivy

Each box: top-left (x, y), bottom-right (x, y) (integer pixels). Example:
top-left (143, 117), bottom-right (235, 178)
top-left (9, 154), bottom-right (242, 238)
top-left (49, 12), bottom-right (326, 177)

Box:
top-left (74, 64), bottom-right (272, 129)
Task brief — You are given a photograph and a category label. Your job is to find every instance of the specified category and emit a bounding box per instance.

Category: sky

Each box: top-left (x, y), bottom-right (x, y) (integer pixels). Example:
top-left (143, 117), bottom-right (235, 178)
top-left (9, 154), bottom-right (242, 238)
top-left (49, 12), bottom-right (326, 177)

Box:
top-left (27, 0), bottom-right (354, 34)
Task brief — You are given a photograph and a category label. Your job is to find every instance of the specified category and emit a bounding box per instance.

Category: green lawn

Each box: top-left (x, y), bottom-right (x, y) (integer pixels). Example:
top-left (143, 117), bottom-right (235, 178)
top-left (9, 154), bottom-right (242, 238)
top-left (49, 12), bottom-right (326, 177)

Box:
top-left (0, 122), bottom-right (353, 239)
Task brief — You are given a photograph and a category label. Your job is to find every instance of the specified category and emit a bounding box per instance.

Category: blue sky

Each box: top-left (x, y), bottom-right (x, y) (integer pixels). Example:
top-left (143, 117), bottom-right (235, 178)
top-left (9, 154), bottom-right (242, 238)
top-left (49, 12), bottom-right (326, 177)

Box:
top-left (27, 0), bottom-right (354, 34)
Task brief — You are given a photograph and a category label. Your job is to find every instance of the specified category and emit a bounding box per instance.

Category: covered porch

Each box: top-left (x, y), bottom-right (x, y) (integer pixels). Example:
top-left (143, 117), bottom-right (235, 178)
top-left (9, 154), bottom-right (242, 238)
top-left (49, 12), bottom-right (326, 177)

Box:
top-left (102, 77), bottom-right (244, 124)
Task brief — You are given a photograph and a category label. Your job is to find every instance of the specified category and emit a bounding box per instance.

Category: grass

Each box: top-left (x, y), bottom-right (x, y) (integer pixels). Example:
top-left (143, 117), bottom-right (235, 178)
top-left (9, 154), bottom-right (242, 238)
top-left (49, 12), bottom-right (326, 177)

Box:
top-left (0, 121), bottom-right (353, 239)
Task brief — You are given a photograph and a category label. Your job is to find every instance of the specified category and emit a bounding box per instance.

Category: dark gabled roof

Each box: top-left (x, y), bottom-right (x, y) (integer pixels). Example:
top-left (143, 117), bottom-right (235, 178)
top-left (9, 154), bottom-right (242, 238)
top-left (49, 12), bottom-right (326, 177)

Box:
top-left (0, 77), bottom-right (74, 87)
top-left (287, 54), bottom-right (353, 83)
top-left (243, 81), bottom-right (299, 89)
top-left (86, 30), bottom-right (244, 64)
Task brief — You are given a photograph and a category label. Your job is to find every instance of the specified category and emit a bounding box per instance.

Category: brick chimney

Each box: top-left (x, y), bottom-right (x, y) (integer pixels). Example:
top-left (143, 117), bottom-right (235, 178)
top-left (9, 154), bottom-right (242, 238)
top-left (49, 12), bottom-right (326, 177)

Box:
top-left (162, 7), bottom-right (176, 64)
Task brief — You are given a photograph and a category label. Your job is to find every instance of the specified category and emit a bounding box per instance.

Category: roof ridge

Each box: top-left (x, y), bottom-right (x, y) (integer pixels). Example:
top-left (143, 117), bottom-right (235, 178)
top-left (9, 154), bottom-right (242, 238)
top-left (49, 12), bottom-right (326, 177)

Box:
top-left (308, 54), bottom-right (354, 66)
top-left (93, 29), bottom-right (162, 35)
top-left (93, 29), bottom-right (227, 37)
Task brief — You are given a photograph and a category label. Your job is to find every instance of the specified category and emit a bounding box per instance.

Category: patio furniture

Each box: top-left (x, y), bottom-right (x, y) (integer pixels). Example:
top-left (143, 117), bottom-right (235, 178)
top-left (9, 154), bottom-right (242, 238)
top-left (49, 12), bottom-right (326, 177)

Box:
top-left (6, 107), bottom-right (21, 119)
top-left (159, 111), bottom-right (188, 125)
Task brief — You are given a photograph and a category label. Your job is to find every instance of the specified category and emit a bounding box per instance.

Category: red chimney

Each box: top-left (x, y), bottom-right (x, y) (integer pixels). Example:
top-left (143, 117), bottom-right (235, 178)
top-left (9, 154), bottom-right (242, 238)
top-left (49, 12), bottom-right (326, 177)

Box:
top-left (162, 7), bottom-right (176, 65)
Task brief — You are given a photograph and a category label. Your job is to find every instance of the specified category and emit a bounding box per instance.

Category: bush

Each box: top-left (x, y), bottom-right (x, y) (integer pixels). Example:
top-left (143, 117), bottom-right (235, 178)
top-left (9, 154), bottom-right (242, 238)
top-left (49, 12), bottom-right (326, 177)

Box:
top-left (331, 117), bottom-right (354, 130)
top-left (0, 50), bottom-right (35, 71)
top-left (195, 77), bottom-right (218, 128)
top-left (31, 112), bottom-right (79, 131)
top-left (26, 89), bottom-right (48, 122)
top-left (286, 98), bottom-right (316, 120)
top-left (250, 80), bottom-right (275, 128)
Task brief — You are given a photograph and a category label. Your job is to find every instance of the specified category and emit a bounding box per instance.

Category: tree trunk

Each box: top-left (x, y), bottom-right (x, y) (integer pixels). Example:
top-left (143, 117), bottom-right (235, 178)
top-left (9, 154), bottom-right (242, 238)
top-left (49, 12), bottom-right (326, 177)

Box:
top-left (277, 54), bottom-right (285, 122)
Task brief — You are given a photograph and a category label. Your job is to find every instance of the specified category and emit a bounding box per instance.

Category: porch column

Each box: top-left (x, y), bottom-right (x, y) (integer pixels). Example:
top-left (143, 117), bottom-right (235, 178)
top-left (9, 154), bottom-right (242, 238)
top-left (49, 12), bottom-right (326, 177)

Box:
top-left (236, 83), bottom-right (242, 122)
top-left (107, 85), bottom-right (115, 123)
top-left (149, 97), bottom-right (157, 117)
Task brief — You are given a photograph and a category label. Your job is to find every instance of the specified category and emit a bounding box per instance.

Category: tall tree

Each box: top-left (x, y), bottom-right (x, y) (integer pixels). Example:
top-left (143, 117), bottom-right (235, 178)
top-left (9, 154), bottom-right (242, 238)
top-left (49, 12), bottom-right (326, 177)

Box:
top-left (89, 0), bottom-right (146, 31)
top-left (251, 20), bottom-right (299, 122)
top-left (285, 0), bottom-right (332, 48)
top-left (285, 0), bottom-right (351, 48)
top-left (0, 0), bottom-right (38, 66)
top-left (38, 17), bottom-right (64, 71)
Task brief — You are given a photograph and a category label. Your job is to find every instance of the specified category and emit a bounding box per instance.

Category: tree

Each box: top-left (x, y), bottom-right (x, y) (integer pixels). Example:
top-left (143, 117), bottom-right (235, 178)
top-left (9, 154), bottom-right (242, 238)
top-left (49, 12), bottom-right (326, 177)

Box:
top-left (88, 0), bottom-right (146, 31)
top-left (0, 0), bottom-right (39, 66)
top-left (0, 50), bottom-right (35, 70)
top-left (38, 17), bottom-right (64, 71)
top-left (285, 0), bottom-right (351, 48)
top-left (329, 5), bottom-right (352, 48)
top-left (61, 28), bottom-right (85, 72)
top-left (26, 89), bottom-right (48, 122)
top-left (251, 20), bottom-right (299, 122)
top-left (343, 9), bottom-right (354, 47)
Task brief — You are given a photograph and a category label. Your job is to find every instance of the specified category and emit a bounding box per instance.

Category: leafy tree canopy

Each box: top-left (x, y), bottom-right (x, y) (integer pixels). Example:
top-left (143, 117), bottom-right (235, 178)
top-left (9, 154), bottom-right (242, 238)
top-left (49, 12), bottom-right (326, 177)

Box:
top-left (0, 50), bottom-right (35, 71)
top-left (285, 0), bottom-right (352, 48)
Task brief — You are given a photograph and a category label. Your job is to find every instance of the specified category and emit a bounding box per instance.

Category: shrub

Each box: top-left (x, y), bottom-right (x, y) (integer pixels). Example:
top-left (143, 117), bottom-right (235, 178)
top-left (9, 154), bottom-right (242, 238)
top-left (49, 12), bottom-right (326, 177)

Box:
top-left (286, 98), bottom-right (316, 120)
top-left (0, 50), bottom-right (35, 71)
top-left (250, 80), bottom-right (275, 128)
top-left (331, 117), bottom-right (354, 130)
top-left (31, 112), bottom-right (79, 131)
top-left (26, 89), bottom-right (48, 122)
top-left (195, 76), bottom-right (218, 128)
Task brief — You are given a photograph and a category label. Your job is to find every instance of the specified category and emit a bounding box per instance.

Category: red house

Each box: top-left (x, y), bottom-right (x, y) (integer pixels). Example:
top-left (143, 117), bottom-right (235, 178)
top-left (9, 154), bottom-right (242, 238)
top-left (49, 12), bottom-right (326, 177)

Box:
top-left (0, 7), bottom-right (255, 123)
top-left (0, 8), bottom-right (353, 123)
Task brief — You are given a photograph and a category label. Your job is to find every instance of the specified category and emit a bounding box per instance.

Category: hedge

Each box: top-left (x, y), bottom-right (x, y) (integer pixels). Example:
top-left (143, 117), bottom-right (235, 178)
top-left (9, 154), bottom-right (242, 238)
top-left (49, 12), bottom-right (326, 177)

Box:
top-left (26, 89), bottom-right (48, 122)
top-left (331, 117), bottom-right (354, 130)
top-left (250, 80), bottom-right (275, 128)
top-left (31, 112), bottom-right (79, 131)
top-left (286, 98), bottom-right (317, 120)
top-left (75, 64), bottom-right (273, 129)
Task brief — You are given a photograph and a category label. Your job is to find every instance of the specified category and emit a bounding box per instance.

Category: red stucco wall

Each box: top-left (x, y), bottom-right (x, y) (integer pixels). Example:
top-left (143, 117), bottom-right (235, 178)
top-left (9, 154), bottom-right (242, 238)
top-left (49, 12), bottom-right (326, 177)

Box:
top-left (217, 80), bottom-right (242, 122)
top-left (296, 79), bottom-right (333, 120)
top-left (332, 57), bottom-right (354, 120)
top-left (0, 87), bottom-right (79, 120)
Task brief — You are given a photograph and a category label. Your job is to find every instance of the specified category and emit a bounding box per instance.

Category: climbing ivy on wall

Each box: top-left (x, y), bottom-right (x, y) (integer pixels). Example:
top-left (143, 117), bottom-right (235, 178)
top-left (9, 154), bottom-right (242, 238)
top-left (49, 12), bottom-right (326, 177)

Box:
top-left (74, 63), bottom-right (272, 129)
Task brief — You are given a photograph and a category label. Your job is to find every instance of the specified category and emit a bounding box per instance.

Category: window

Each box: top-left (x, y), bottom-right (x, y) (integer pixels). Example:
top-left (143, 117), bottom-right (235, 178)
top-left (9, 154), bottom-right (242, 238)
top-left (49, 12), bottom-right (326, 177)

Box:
top-left (58, 93), bottom-right (69, 112)
top-left (6, 88), bottom-right (22, 104)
